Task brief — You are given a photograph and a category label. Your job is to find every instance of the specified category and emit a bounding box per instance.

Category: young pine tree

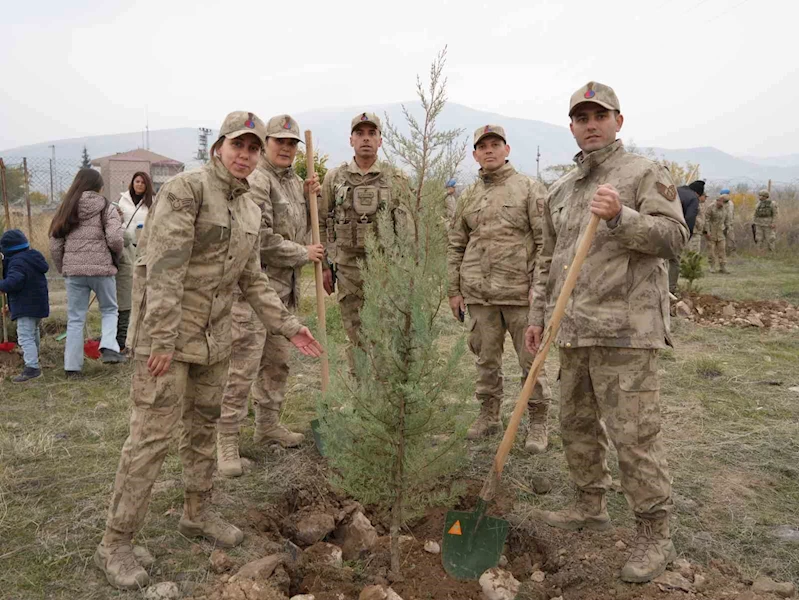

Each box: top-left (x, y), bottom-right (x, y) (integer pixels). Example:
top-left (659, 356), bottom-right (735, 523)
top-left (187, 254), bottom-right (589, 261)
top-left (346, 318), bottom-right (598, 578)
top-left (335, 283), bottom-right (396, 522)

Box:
top-left (80, 146), bottom-right (92, 169)
top-left (320, 48), bottom-right (469, 577)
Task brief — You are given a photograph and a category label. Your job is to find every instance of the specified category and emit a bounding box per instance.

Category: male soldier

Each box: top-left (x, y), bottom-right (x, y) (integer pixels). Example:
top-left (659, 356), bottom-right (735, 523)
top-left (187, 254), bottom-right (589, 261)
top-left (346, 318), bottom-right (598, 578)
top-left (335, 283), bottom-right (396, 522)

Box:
top-left (319, 112), bottom-right (404, 374)
top-left (720, 188), bottom-right (736, 253)
top-left (704, 194), bottom-right (731, 273)
top-left (445, 178), bottom-right (458, 227)
top-left (685, 180), bottom-right (707, 254)
top-left (448, 125), bottom-right (552, 451)
top-left (753, 189), bottom-right (777, 251)
top-left (525, 82), bottom-right (688, 583)
top-left (217, 114), bottom-right (324, 476)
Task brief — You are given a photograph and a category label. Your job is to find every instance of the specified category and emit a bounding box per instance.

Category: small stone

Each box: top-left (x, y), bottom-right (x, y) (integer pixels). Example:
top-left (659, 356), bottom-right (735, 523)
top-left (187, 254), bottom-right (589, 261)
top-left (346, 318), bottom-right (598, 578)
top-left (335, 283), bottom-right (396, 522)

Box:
top-left (423, 541), bottom-right (440, 554)
top-left (220, 574), bottom-right (230, 584)
top-left (54, 432), bottom-right (68, 441)
top-left (772, 525), bottom-right (799, 544)
top-left (673, 557), bottom-right (694, 579)
top-left (531, 476), bottom-right (552, 495)
top-left (290, 596), bottom-right (316, 600)
top-left (653, 571), bottom-right (694, 593)
top-left (233, 554), bottom-right (282, 581)
top-left (752, 575), bottom-right (796, 598)
top-left (790, 387), bottom-right (799, 394)
top-left (746, 314), bottom-right (765, 328)
top-left (359, 585), bottom-right (403, 600)
top-left (144, 582), bottom-right (181, 600)
top-left (615, 540), bottom-right (627, 550)
top-left (5, 422), bottom-right (21, 431)
top-left (722, 304), bottom-right (736, 318)
top-left (303, 542), bottom-right (343, 568)
top-left (95, 402), bottom-right (109, 411)
top-left (283, 540), bottom-right (302, 566)
top-left (694, 574), bottom-right (707, 591)
top-left (240, 457), bottom-right (254, 473)
top-left (479, 568), bottom-right (520, 600)
top-left (210, 549), bottom-right (233, 574)
top-left (498, 555), bottom-right (508, 568)
top-left (675, 301), bottom-right (692, 317)
top-left (531, 570), bottom-right (546, 583)
top-left (334, 511), bottom-right (378, 560)
top-left (295, 512), bottom-right (336, 545)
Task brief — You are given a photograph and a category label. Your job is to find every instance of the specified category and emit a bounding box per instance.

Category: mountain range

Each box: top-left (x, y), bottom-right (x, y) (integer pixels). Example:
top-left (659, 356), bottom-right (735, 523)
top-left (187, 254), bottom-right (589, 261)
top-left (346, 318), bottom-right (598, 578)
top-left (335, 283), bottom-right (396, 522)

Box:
top-left (3, 102), bottom-right (797, 185)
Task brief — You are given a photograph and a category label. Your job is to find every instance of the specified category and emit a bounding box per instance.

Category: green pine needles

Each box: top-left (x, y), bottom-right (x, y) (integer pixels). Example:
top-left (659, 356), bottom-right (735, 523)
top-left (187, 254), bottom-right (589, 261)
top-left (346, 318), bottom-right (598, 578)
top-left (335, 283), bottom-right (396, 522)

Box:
top-left (319, 48), bottom-right (470, 576)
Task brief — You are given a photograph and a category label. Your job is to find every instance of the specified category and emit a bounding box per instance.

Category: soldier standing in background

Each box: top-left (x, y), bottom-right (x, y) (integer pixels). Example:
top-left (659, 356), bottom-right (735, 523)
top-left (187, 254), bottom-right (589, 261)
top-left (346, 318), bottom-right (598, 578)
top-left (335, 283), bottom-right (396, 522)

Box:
top-left (447, 125), bottom-right (552, 452)
top-left (720, 188), bottom-right (736, 253)
top-left (753, 189), bottom-right (778, 252)
top-left (217, 114), bottom-right (324, 478)
top-left (445, 178), bottom-right (459, 227)
top-left (704, 194), bottom-right (731, 273)
top-left (685, 180), bottom-right (707, 254)
top-left (95, 112), bottom-right (322, 591)
top-left (526, 81), bottom-right (687, 583)
top-left (319, 112), bottom-right (406, 376)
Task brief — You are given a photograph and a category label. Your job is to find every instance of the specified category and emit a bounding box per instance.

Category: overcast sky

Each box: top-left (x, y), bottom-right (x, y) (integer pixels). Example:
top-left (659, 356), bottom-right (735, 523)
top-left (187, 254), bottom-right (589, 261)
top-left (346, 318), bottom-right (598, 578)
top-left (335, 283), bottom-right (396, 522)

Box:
top-left (1, 0), bottom-right (794, 156)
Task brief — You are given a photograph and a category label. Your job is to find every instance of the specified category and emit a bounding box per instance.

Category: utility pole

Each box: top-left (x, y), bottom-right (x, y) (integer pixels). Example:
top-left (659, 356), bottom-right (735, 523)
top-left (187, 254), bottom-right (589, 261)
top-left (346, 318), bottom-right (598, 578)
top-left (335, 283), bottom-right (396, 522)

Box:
top-left (49, 145), bottom-right (58, 200)
top-left (196, 128), bottom-right (212, 163)
top-left (767, 179), bottom-right (772, 194)
top-left (145, 105), bottom-right (150, 150)
top-left (536, 146), bottom-right (541, 181)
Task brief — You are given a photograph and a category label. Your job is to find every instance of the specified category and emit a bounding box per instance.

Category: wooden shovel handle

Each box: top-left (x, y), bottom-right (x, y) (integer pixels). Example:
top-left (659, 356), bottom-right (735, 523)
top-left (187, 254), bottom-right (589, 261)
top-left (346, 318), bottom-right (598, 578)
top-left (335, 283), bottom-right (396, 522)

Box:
top-left (304, 130), bottom-right (330, 393)
top-left (480, 213), bottom-right (601, 501)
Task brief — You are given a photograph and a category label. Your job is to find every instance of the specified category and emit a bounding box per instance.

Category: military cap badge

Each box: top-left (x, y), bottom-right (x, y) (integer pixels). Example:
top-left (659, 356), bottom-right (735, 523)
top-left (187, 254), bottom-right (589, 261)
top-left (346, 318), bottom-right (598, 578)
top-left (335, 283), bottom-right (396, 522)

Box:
top-left (584, 82), bottom-right (596, 99)
top-left (245, 112), bottom-right (255, 129)
top-left (361, 113), bottom-right (369, 121)
top-left (484, 126), bottom-right (492, 133)
top-left (283, 116), bottom-right (292, 130)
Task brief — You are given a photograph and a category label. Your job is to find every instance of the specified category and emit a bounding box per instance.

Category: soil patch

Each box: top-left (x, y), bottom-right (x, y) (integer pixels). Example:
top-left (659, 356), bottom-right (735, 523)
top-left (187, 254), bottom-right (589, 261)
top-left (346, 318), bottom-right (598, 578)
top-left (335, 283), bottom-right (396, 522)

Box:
top-left (676, 293), bottom-right (799, 330)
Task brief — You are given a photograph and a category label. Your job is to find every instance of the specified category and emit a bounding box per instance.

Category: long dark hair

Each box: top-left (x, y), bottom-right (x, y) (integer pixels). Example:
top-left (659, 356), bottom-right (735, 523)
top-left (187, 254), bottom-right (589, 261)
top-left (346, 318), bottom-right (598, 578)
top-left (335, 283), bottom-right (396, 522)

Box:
top-left (129, 171), bottom-right (154, 208)
top-left (49, 169), bottom-right (104, 238)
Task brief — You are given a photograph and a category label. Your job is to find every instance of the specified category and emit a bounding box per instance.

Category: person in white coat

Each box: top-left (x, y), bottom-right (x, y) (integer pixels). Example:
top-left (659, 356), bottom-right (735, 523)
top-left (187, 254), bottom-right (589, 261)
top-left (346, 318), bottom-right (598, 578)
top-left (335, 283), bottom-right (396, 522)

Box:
top-left (114, 172), bottom-right (152, 350)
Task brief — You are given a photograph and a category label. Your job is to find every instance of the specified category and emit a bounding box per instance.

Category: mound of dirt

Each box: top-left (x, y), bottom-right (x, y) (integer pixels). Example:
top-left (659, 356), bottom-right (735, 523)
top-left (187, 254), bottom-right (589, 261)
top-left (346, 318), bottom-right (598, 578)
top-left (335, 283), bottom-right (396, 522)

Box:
top-left (674, 293), bottom-right (799, 330)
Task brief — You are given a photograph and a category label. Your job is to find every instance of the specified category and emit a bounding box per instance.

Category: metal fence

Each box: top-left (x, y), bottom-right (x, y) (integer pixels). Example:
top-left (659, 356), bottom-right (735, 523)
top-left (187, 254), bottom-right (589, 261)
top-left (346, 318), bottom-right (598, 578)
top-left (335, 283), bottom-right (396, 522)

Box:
top-left (0, 156), bottom-right (86, 210)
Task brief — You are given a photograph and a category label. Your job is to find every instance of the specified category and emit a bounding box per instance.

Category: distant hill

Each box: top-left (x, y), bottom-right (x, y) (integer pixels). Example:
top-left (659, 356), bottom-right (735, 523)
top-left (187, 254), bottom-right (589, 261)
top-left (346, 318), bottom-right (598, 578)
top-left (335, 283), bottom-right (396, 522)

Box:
top-left (3, 102), bottom-right (797, 185)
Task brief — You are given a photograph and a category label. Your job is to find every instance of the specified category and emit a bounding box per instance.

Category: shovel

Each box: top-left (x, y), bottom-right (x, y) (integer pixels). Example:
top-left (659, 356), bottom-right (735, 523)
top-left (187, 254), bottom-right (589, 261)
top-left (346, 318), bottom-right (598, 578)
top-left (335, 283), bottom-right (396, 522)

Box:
top-left (0, 295), bottom-right (16, 353)
top-left (442, 214), bottom-right (600, 581)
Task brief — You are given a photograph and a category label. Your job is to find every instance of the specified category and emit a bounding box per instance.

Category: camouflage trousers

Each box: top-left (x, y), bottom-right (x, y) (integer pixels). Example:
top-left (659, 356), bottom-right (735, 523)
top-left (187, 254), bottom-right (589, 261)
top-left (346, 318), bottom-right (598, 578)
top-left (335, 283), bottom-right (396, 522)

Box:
top-left (707, 238), bottom-right (727, 271)
top-left (685, 233), bottom-right (702, 254)
top-left (218, 294), bottom-right (292, 434)
top-left (106, 358), bottom-right (229, 534)
top-left (467, 304), bottom-right (550, 408)
top-left (754, 224), bottom-right (776, 252)
top-left (559, 346), bottom-right (672, 517)
top-left (667, 256), bottom-right (680, 294)
top-left (335, 258), bottom-right (365, 375)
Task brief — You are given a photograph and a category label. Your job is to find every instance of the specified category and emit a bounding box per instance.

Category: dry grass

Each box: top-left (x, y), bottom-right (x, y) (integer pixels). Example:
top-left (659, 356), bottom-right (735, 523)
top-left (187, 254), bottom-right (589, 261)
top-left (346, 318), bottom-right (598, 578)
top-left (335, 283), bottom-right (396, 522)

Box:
top-left (1, 259), bottom-right (798, 598)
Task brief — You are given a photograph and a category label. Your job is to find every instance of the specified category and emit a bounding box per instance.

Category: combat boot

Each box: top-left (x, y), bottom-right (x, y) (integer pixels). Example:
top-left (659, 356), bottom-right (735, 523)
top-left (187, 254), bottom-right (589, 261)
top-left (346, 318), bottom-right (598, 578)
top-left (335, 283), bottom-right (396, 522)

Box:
top-left (217, 431), bottom-right (242, 478)
top-left (466, 397), bottom-right (501, 440)
top-left (94, 529), bottom-right (150, 590)
top-left (178, 491), bottom-right (244, 548)
top-left (254, 407), bottom-right (305, 448)
top-left (537, 490), bottom-right (612, 531)
top-left (524, 402), bottom-right (549, 454)
top-left (620, 513), bottom-right (676, 583)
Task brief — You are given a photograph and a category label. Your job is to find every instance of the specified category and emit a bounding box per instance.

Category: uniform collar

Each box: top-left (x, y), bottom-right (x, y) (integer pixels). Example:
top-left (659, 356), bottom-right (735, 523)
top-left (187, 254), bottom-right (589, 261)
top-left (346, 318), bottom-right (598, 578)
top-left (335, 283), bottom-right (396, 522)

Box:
top-left (209, 157), bottom-right (250, 199)
top-left (574, 139), bottom-right (624, 176)
top-left (479, 161), bottom-right (516, 184)
top-left (348, 158), bottom-right (382, 176)
top-left (261, 156), bottom-right (295, 180)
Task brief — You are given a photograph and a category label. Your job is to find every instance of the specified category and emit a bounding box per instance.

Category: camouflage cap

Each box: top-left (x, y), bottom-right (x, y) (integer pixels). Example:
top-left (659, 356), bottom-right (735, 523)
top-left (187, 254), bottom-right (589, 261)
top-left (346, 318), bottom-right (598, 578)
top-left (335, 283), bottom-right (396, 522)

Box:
top-left (569, 81), bottom-right (621, 116)
top-left (265, 114), bottom-right (302, 142)
top-left (474, 125), bottom-right (507, 147)
top-left (759, 189), bottom-right (770, 198)
top-left (351, 112), bottom-right (382, 133)
top-left (219, 111), bottom-right (266, 146)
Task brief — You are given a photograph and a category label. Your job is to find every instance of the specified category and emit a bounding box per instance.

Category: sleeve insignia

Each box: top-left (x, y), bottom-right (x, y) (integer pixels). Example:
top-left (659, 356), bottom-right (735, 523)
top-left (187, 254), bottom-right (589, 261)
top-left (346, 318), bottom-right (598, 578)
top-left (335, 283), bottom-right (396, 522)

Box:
top-left (656, 182), bottom-right (677, 202)
top-left (168, 192), bottom-right (195, 211)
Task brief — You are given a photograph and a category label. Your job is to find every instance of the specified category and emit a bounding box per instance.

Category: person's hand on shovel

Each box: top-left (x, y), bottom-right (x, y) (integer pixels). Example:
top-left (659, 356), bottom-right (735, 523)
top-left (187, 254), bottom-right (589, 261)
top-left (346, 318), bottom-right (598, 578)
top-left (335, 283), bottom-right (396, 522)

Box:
top-left (525, 325), bottom-right (543, 355)
top-left (591, 183), bottom-right (622, 221)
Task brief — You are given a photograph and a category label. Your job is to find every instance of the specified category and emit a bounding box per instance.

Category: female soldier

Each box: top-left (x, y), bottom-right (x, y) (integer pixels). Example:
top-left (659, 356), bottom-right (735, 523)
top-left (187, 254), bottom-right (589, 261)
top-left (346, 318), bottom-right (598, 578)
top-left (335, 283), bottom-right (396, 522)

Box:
top-left (95, 112), bottom-right (322, 591)
top-left (217, 114), bottom-right (324, 476)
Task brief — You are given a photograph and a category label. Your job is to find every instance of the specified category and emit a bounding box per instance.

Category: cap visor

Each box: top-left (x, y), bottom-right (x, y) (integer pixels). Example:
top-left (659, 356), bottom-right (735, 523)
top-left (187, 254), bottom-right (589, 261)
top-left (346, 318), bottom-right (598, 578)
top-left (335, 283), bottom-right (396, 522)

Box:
top-left (569, 100), bottom-right (618, 117)
top-left (225, 129), bottom-right (264, 145)
top-left (474, 133), bottom-right (506, 147)
top-left (352, 121), bottom-right (380, 133)
top-left (268, 131), bottom-right (303, 142)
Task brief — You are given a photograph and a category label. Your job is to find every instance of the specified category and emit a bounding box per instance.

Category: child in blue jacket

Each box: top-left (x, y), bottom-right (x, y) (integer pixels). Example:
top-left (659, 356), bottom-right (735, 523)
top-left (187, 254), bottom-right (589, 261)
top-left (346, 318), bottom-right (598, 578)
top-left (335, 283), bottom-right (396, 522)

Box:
top-left (0, 229), bottom-right (50, 382)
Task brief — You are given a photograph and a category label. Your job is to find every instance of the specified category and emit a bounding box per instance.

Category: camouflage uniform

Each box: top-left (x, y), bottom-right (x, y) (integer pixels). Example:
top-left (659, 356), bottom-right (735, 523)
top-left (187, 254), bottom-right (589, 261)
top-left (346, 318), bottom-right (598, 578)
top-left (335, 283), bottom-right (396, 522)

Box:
top-left (686, 199), bottom-right (706, 254)
top-left (723, 195), bottom-right (736, 253)
top-left (99, 113), bottom-right (302, 591)
top-left (319, 113), bottom-right (405, 375)
top-left (218, 116), bottom-right (311, 471)
top-left (703, 201), bottom-right (731, 272)
top-left (529, 82), bottom-right (688, 584)
top-left (753, 190), bottom-right (777, 251)
top-left (448, 126), bottom-right (551, 449)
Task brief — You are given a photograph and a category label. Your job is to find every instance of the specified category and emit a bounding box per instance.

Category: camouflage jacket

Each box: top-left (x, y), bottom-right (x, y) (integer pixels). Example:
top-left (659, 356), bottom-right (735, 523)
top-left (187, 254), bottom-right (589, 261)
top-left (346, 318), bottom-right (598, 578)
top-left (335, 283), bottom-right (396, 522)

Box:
top-left (529, 140), bottom-right (688, 349)
top-left (753, 199), bottom-right (778, 225)
top-left (447, 163), bottom-right (546, 306)
top-left (248, 156), bottom-right (310, 308)
top-left (703, 203), bottom-right (731, 241)
top-left (319, 158), bottom-right (404, 269)
top-left (128, 158), bottom-right (301, 364)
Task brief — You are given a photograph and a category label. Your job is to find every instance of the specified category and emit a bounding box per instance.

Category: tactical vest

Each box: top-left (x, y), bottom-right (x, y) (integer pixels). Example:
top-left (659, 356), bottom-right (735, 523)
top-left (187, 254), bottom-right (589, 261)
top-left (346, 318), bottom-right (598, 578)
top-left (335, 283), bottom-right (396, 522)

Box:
top-left (755, 200), bottom-right (774, 219)
top-left (329, 172), bottom-right (392, 251)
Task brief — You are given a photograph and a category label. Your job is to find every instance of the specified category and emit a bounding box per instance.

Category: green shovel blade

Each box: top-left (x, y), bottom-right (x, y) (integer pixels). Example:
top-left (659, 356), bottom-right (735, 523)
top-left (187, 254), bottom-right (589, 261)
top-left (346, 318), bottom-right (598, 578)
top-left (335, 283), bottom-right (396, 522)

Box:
top-left (310, 418), bottom-right (326, 457)
top-left (442, 499), bottom-right (508, 581)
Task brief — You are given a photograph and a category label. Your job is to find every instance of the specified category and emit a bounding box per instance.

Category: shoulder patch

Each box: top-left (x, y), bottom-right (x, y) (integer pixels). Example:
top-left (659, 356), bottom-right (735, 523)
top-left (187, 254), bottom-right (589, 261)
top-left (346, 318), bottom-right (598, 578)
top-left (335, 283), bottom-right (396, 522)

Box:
top-left (536, 195), bottom-right (545, 216)
top-left (168, 192), bottom-right (195, 211)
top-left (656, 182), bottom-right (677, 202)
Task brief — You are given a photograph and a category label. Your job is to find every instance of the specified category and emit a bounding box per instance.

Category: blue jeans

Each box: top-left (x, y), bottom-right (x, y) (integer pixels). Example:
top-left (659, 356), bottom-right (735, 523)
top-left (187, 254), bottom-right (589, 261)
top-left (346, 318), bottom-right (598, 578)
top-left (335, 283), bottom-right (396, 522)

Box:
top-left (65, 276), bottom-right (119, 372)
top-left (16, 317), bottom-right (41, 369)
